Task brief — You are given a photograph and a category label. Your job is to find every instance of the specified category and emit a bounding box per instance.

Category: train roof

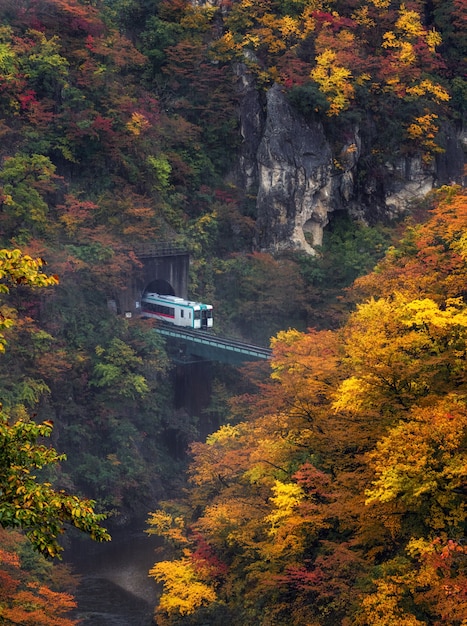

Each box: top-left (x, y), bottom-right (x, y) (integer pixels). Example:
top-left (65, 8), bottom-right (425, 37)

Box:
top-left (143, 292), bottom-right (212, 308)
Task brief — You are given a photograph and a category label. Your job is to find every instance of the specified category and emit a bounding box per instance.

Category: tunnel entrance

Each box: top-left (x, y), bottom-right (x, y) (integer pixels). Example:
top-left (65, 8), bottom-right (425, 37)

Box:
top-left (145, 279), bottom-right (175, 296)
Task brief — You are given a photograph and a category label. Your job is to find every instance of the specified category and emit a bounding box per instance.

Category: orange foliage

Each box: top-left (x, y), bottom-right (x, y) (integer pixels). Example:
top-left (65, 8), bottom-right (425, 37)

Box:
top-left (0, 529), bottom-right (78, 626)
top-left (352, 187), bottom-right (467, 302)
top-left (148, 188), bottom-right (467, 625)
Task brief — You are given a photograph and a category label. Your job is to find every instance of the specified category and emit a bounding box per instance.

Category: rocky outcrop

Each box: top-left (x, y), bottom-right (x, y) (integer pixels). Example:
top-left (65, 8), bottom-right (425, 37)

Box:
top-left (255, 84), bottom-right (333, 254)
top-left (234, 59), bottom-right (264, 192)
top-left (238, 81), bottom-right (465, 255)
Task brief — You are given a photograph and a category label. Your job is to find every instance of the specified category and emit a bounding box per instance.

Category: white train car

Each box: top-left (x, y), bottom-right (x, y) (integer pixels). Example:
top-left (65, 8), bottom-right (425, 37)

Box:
top-left (141, 293), bottom-right (213, 329)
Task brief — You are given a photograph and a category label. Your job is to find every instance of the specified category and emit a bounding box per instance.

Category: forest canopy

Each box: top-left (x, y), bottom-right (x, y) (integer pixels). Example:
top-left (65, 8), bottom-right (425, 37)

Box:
top-left (148, 186), bottom-right (467, 625)
top-left (0, 0), bottom-right (465, 623)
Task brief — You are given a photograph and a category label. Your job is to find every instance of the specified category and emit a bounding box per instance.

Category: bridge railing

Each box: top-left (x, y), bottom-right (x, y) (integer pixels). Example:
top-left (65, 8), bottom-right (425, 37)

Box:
top-left (155, 326), bottom-right (272, 363)
top-left (134, 242), bottom-right (189, 258)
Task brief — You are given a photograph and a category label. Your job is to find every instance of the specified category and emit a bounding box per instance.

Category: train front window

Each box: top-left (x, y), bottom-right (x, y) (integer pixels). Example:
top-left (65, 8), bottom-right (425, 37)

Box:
top-left (194, 311), bottom-right (200, 320)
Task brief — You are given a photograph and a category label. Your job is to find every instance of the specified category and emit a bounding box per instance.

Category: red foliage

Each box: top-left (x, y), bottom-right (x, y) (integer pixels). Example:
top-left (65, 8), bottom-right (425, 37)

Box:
top-left (17, 90), bottom-right (38, 110)
top-left (277, 53), bottom-right (312, 88)
top-left (313, 11), bottom-right (356, 33)
top-left (273, 564), bottom-right (323, 591)
top-left (9, 0), bottom-right (103, 36)
top-left (293, 463), bottom-right (333, 502)
top-left (91, 115), bottom-right (114, 134)
top-left (190, 533), bottom-right (229, 580)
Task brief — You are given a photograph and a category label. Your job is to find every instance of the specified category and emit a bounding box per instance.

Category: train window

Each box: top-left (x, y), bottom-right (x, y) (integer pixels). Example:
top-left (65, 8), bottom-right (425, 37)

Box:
top-left (194, 311), bottom-right (200, 319)
top-left (149, 303), bottom-right (175, 316)
top-left (180, 310), bottom-right (184, 318)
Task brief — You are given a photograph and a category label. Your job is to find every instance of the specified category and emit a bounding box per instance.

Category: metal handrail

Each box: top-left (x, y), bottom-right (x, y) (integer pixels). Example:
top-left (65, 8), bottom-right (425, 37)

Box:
top-left (134, 243), bottom-right (189, 258)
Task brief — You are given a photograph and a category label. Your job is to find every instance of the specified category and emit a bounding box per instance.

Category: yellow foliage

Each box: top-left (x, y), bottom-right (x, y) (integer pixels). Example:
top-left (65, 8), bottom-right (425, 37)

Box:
top-left (357, 579), bottom-right (425, 625)
top-left (368, 0), bottom-right (391, 7)
top-left (211, 31), bottom-right (243, 59)
top-left (452, 231), bottom-right (467, 259)
top-left (334, 292), bottom-right (467, 419)
top-left (332, 375), bottom-right (372, 414)
top-left (426, 28), bottom-right (442, 52)
top-left (180, 5), bottom-right (217, 32)
top-left (277, 15), bottom-right (302, 39)
top-left (406, 113), bottom-right (444, 160)
top-left (382, 32), bottom-right (415, 64)
top-left (146, 510), bottom-right (190, 546)
top-left (205, 423), bottom-right (241, 445)
top-left (195, 499), bottom-right (265, 550)
top-left (300, 6), bottom-right (317, 38)
top-left (150, 557), bottom-right (217, 616)
top-left (406, 79), bottom-right (450, 102)
top-left (0, 249), bottom-right (58, 351)
top-left (271, 327), bottom-right (305, 349)
top-left (265, 480), bottom-right (305, 533)
top-left (382, 4), bottom-right (442, 67)
top-left (395, 5), bottom-right (425, 38)
top-left (365, 396), bottom-right (467, 530)
top-left (311, 49), bottom-right (354, 115)
top-left (403, 297), bottom-right (467, 330)
top-left (399, 40), bottom-right (416, 64)
top-left (125, 112), bottom-right (150, 136)
top-left (351, 6), bottom-right (376, 28)
top-left (243, 32), bottom-right (262, 50)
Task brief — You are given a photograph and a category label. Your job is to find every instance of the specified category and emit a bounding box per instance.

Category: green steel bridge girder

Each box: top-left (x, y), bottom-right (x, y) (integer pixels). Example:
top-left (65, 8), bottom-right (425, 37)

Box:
top-left (155, 327), bottom-right (272, 365)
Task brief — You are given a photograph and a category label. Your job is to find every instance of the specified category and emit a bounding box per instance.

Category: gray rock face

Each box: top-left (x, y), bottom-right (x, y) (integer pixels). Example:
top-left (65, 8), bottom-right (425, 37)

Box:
top-left (255, 84), bottom-right (333, 254)
top-left (234, 60), bottom-right (263, 192)
top-left (239, 81), bottom-right (465, 255)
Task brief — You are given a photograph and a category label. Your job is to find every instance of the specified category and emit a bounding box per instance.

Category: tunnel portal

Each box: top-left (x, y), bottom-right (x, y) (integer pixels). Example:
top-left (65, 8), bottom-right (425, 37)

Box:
top-left (144, 279), bottom-right (175, 296)
top-left (112, 245), bottom-right (189, 317)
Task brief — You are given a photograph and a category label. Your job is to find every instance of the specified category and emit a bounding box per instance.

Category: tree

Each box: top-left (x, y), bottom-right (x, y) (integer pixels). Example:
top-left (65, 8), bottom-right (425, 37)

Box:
top-left (0, 155), bottom-right (59, 242)
top-left (0, 410), bottom-right (110, 558)
top-left (0, 248), bottom-right (110, 557)
top-left (0, 528), bottom-right (79, 626)
top-left (147, 188), bottom-right (467, 625)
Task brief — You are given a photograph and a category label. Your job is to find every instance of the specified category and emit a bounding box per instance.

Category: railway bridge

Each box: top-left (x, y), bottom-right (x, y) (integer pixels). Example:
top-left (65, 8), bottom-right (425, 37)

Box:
top-left (156, 326), bottom-right (272, 365)
top-left (111, 243), bottom-right (270, 364)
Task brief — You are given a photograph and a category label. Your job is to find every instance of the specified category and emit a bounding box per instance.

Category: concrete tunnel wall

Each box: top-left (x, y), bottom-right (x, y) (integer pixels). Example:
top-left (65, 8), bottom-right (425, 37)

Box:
top-left (111, 250), bottom-right (190, 318)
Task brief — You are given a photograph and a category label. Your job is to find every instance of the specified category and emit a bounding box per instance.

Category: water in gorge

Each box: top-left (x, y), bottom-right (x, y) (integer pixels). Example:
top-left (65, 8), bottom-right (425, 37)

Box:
top-left (66, 524), bottom-right (162, 625)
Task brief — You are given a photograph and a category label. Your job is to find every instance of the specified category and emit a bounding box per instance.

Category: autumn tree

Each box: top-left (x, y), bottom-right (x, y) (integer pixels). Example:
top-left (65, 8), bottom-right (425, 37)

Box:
top-left (147, 188), bottom-right (467, 625)
top-left (0, 248), bottom-right (110, 557)
top-left (0, 528), bottom-right (79, 626)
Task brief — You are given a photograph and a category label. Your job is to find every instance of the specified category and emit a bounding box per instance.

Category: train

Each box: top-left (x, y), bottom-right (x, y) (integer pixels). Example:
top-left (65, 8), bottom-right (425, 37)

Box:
top-left (141, 292), bottom-right (213, 329)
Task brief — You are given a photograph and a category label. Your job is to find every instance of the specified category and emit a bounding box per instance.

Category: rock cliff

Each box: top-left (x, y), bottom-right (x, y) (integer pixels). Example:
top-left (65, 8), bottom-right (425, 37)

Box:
top-left (238, 81), bottom-right (465, 255)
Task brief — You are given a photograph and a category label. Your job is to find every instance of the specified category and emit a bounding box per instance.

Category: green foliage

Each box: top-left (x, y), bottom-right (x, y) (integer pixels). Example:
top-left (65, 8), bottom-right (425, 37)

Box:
top-left (0, 409), bottom-right (110, 558)
top-left (300, 213), bottom-right (392, 288)
top-left (0, 155), bottom-right (58, 242)
top-left (0, 245), bottom-right (110, 558)
top-left (287, 82), bottom-right (330, 117)
top-left (20, 29), bottom-right (69, 98)
top-left (147, 154), bottom-right (172, 191)
top-left (91, 338), bottom-right (149, 399)
top-left (214, 252), bottom-right (310, 343)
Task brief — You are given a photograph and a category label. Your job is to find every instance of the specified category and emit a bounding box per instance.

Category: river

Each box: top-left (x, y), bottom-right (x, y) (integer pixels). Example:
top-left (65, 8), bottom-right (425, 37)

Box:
top-left (66, 524), bottom-right (162, 626)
